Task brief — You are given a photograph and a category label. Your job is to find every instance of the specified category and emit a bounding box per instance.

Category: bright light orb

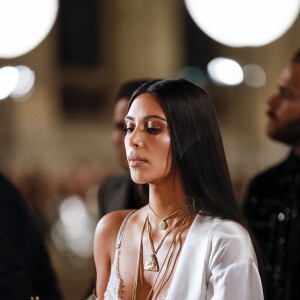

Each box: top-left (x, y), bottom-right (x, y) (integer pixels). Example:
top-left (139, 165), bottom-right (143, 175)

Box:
top-left (184, 0), bottom-right (300, 47)
top-left (11, 66), bottom-right (35, 99)
top-left (0, 0), bottom-right (59, 58)
top-left (207, 57), bottom-right (243, 86)
top-left (51, 196), bottom-right (96, 258)
top-left (243, 64), bottom-right (266, 87)
top-left (0, 66), bottom-right (19, 100)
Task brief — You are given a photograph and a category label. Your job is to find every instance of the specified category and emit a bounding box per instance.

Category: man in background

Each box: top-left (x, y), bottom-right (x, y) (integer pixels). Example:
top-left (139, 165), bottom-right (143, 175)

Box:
top-left (244, 49), bottom-right (300, 299)
top-left (98, 79), bottom-right (149, 217)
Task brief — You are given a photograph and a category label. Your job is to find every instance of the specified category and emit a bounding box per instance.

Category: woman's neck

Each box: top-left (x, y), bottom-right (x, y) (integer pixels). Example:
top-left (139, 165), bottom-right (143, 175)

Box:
top-left (148, 174), bottom-right (186, 218)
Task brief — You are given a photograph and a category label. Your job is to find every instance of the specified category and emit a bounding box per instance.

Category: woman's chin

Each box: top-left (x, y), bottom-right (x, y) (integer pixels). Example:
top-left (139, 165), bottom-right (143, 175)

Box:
top-left (132, 180), bottom-right (148, 185)
top-left (130, 176), bottom-right (149, 185)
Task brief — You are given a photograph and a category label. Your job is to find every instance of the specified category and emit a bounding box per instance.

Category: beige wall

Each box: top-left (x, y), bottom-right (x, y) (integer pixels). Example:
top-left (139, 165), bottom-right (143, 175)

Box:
top-left (0, 1), bottom-right (299, 187)
top-left (0, 0), bottom-right (185, 178)
top-left (0, 1), bottom-right (299, 195)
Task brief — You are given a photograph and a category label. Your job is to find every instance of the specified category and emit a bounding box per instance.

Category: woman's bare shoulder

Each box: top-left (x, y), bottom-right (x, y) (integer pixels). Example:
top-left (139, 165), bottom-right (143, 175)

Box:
top-left (95, 210), bottom-right (132, 239)
top-left (95, 207), bottom-right (148, 249)
top-left (94, 210), bottom-right (135, 266)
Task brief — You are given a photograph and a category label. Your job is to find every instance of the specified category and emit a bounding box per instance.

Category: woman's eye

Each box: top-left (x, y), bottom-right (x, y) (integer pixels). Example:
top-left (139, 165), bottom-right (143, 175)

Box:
top-left (146, 127), bottom-right (161, 134)
top-left (124, 120), bottom-right (135, 134)
top-left (146, 121), bottom-right (162, 134)
top-left (124, 126), bottom-right (134, 134)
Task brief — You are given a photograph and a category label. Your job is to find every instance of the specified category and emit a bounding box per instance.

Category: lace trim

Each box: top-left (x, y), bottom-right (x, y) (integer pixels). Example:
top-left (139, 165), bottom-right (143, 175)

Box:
top-left (104, 248), bottom-right (125, 300)
top-left (103, 210), bottom-right (169, 299)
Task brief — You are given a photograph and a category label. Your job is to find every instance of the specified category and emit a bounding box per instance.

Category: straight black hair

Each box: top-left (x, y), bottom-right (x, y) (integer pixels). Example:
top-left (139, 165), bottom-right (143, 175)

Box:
top-left (129, 79), bottom-right (265, 292)
top-left (130, 79), bottom-right (243, 223)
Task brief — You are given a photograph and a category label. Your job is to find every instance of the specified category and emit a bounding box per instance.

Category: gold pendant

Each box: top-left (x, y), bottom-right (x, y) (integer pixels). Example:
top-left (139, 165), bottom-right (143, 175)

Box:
top-left (159, 220), bottom-right (167, 230)
top-left (144, 253), bottom-right (159, 272)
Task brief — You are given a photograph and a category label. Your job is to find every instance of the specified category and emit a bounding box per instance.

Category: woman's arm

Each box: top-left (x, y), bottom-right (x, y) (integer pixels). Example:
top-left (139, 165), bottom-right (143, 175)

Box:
top-left (94, 210), bottom-right (131, 299)
top-left (207, 259), bottom-right (264, 299)
top-left (207, 221), bottom-right (264, 299)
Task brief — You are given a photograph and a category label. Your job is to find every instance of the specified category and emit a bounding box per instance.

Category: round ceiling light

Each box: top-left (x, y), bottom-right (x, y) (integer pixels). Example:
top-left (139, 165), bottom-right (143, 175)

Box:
top-left (0, 0), bottom-right (59, 58)
top-left (184, 0), bottom-right (300, 47)
top-left (207, 57), bottom-right (243, 86)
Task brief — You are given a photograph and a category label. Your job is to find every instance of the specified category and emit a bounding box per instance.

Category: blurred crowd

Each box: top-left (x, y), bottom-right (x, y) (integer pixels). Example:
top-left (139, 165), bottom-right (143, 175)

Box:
top-left (2, 161), bottom-right (106, 299)
top-left (8, 163), bottom-right (102, 233)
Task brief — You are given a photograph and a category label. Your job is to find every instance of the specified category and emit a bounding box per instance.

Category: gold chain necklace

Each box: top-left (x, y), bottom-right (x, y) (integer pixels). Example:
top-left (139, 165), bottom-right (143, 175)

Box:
top-left (149, 204), bottom-right (188, 230)
top-left (148, 213), bottom-right (192, 300)
top-left (132, 213), bottom-right (148, 300)
top-left (144, 210), bottom-right (187, 272)
top-left (132, 210), bottom-right (193, 300)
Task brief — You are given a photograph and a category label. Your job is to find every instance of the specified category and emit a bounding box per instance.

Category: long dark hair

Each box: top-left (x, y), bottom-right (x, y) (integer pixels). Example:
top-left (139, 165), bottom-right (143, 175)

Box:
top-left (130, 78), bottom-right (244, 224)
top-left (129, 79), bottom-right (265, 293)
top-left (129, 79), bottom-right (264, 292)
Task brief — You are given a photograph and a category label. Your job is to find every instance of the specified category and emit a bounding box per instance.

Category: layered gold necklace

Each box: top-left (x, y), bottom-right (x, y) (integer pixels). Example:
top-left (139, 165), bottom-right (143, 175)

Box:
top-left (144, 205), bottom-right (188, 272)
top-left (132, 205), bottom-right (193, 300)
top-left (149, 204), bottom-right (188, 231)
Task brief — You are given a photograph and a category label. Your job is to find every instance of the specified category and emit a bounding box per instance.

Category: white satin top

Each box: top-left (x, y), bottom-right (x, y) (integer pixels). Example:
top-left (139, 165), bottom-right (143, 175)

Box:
top-left (91, 213), bottom-right (264, 300)
top-left (167, 214), bottom-right (264, 300)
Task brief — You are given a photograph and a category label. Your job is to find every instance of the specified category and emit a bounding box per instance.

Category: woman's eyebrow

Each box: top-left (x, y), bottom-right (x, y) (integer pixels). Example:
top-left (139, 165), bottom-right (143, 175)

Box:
top-left (125, 115), bottom-right (134, 121)
top-left (125, 115), bottom-right (167, 122)
top-left (144, 115), bottom-right (167, 122)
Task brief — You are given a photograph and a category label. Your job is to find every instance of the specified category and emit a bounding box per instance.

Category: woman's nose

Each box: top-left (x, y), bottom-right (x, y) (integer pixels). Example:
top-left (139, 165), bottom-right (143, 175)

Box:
top-left (127, 128), bottom-right (144, 148)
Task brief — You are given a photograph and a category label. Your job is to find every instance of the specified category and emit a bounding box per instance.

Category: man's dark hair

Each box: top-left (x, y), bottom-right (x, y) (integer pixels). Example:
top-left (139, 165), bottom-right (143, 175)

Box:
top-left (291, 49), bottom-right (300, 64)
top-left (115, 79), bottom-right (150, 102)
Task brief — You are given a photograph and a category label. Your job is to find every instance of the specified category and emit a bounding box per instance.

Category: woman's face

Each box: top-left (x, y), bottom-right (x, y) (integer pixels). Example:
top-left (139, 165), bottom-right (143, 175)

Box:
top-left (124, 93), bottom-right (172, 184)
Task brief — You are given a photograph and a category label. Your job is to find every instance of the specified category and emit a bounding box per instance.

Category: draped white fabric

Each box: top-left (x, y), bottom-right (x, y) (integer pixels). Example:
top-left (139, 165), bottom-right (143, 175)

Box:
top-left (167, 215), bottom-right (264, 300)
top-left (89, 214), bottom-right (264, 300)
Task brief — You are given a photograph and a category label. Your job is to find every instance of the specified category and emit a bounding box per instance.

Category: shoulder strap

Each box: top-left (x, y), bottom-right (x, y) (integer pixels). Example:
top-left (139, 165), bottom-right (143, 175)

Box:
top-left (116, 210), bottom-right (136, 249)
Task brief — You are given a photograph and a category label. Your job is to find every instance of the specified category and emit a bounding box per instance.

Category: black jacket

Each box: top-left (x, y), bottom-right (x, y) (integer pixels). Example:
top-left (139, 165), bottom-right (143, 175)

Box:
top-left (0, 232), bottom-right (37, 299)
top-left (98, 172), bottom-right (143, 218)
top-left (0, 174), bottom-right (62, 300)
top-left (244, 152), bottom-right (300, 300)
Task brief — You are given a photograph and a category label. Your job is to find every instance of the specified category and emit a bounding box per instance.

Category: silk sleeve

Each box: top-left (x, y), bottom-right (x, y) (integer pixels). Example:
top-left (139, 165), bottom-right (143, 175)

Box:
top-left (207, 259), bottom-right (264, 299)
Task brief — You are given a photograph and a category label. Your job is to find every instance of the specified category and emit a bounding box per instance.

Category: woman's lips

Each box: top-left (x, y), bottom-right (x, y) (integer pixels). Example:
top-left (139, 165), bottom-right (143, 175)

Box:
top-left (128, 154), bottom-right (147, 167)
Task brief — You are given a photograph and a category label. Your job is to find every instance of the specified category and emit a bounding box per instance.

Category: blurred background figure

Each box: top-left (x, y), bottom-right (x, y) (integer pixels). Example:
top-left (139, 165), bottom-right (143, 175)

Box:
top-left (12, 168), bottom-right (57, 234)
top-left (0, 232), bottom-right (36, 299)
top-left (48, 161), bottom-right (102, 300)
top-left (9, 161), bottom-right (102, 300)
top-left (50, 161), bottom-right (100, 260)
top-left (243, 49), bottom-right (300, 300)
top-left (98, 79), bottom-right (150, 218)
top-left (0, 173), bottom-right (63, 299)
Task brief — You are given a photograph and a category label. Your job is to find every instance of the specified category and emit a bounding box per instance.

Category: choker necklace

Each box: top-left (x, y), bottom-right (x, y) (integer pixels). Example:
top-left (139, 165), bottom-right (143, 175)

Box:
top-left (149, 204), bottom-right (188, 231)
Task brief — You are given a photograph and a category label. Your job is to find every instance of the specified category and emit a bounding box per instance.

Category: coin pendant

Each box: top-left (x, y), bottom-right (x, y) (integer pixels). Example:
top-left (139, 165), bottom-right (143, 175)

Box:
top-left (159, 220), bottom-right (167, 230)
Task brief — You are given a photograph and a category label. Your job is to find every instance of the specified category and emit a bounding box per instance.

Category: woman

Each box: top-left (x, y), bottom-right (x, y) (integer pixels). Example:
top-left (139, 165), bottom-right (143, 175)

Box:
top-left (92, 79), bottom-right (264, 299)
